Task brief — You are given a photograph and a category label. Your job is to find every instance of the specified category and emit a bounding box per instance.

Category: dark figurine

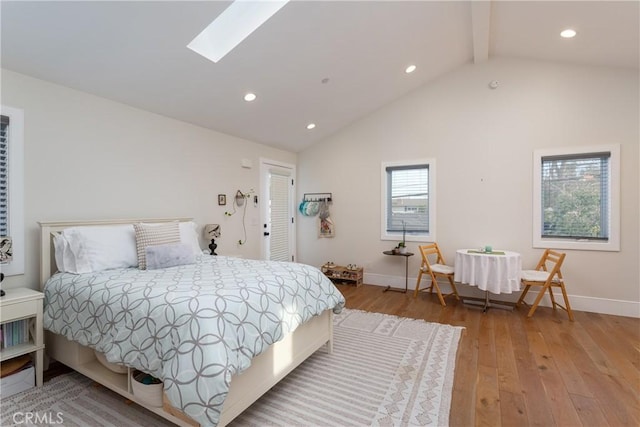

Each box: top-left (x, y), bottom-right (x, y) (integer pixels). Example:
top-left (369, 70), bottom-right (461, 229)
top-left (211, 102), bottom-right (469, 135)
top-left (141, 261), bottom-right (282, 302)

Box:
top-left (204, 224), bottom-right (221, 256)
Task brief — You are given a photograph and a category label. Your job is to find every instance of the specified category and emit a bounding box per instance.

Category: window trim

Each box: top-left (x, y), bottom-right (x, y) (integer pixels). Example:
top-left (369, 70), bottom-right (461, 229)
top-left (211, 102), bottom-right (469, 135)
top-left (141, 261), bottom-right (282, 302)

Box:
top-left (533, 144), bottom-right (620, 252)
top-left (0, 105), bottom-right (24, 275)
top-left (380, 159), bottom-right (436, 242)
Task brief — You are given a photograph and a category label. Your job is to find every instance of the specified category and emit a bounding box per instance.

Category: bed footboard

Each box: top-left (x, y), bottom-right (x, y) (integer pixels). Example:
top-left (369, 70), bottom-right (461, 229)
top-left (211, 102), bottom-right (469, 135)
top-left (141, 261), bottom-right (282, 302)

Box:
top-left (219, 310), bottom-right (333, 426)
top-left (45, 310), bottom-right (333, 427)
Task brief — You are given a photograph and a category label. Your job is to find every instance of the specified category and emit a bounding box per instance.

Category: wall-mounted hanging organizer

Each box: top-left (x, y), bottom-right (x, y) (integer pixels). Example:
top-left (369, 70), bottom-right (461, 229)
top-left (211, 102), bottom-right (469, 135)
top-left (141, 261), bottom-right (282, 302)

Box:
top-left (303, 192), bottom-right (332, 202)
top-left (299, 193), bottom-right (332, 217)
top-left (298, 193), bottom-right (336, 237)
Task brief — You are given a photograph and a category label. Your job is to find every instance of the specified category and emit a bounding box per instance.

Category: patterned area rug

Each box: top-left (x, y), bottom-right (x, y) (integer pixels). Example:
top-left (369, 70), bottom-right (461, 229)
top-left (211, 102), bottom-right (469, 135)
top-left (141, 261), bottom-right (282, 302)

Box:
top-left (1, 309), bottom-right (463, 427)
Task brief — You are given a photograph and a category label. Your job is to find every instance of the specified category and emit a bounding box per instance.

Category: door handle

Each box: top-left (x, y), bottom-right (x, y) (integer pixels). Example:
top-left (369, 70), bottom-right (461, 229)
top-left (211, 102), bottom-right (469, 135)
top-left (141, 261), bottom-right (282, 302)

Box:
top-left (263, 232), bottom-right (270, 236)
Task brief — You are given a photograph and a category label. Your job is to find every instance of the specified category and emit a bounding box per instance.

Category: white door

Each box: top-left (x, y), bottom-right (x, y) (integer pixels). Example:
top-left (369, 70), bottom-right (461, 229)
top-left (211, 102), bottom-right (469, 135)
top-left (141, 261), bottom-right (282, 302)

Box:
top-left (260, 159), bottom-right (296, 262)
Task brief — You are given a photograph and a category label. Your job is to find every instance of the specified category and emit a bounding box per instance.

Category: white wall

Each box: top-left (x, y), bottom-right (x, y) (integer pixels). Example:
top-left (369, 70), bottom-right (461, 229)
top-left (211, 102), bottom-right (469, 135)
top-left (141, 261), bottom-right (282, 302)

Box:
top-left (1, 69), bottom-right (296, 290)
top-left (297, 58), bottom-right (639, 317)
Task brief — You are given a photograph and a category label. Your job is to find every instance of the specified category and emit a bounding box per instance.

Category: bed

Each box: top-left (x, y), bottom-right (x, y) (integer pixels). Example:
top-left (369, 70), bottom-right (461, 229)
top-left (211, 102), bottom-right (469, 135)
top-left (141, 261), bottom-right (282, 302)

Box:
top-left (39, 218), bottom-right (345, 426)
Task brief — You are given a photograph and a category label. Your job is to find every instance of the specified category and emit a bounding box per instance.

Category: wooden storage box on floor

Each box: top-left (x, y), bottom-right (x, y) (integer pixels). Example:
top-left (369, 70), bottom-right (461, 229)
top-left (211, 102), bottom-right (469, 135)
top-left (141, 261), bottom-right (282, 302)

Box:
top-left (321, 265), bottom-right (363, 287)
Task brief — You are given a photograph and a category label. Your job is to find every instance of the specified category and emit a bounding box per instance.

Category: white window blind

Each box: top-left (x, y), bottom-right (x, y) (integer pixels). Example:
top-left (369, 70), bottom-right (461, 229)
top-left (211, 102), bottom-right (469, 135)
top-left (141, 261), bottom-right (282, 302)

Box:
top-left (269, 171), bottom-right (290, 262)
top-left (0, 105), bottom-right (23, 274)
top-left (541, 152), bottom-right (610, 240)
top-left (0, 115), bottom-right (9, 237)
top-left (386, 164), bottom-right (429, 234)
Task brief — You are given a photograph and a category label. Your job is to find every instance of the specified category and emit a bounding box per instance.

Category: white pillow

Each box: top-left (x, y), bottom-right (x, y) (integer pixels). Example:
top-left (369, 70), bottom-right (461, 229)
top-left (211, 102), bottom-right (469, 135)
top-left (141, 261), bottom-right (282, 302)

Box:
top-left (178, 221), bottom-right (202, 256)
top-left (53, 221), bottom-right (201, 274)
top-left (62, 225), bottom-right (138, 274)
top-left (53, 233), bottom-right (77, 273)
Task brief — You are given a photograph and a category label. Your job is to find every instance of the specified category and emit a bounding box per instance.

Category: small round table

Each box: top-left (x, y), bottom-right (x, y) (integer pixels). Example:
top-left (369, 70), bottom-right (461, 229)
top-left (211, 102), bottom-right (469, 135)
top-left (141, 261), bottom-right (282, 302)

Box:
top-left (382, 250), bottom-right (414, 293)
top-left (454, 249), bottom-right (522, 312)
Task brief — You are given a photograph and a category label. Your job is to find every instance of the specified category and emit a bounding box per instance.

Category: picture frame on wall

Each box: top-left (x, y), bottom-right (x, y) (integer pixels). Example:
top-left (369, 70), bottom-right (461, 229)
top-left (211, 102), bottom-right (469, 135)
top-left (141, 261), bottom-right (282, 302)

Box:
top-left (218, 194), bottom-right (226, 206)
top-left (319, 217), bottom-right (335, 238)
top-left (0, 237), bottom-right (13, 262)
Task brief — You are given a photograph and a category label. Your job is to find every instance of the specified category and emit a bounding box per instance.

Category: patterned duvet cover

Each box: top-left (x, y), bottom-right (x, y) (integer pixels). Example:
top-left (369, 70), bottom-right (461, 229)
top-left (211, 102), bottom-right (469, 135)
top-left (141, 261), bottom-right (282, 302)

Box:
top-left (43, 255), bottom-right (345, 426)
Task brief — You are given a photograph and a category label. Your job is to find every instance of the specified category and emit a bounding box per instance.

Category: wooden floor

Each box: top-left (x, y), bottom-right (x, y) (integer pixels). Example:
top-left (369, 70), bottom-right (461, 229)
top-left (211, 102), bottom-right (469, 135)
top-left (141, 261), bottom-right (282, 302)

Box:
top-left (336, 283), bottom-right (640, 427)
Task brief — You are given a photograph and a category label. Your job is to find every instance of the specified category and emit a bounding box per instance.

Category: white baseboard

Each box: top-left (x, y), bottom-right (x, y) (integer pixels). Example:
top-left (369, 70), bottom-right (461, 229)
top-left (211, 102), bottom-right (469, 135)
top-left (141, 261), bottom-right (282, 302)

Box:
top-left (363, 272), bottom-right (640, 318)
top-left (365, 272), bottom-right (415, 292)
top-left (524, 293), bottom-right (640, 318)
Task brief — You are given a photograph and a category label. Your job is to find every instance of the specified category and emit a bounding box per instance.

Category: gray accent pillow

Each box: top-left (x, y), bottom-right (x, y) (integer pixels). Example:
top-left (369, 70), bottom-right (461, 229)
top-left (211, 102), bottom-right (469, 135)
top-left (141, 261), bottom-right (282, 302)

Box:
top-left (144, 243), bottom-right (195, 270)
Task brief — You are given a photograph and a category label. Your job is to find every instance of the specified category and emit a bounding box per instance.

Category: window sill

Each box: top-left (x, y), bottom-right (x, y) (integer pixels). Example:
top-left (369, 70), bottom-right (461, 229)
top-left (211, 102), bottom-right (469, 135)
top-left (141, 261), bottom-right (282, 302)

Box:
top-left (533, 237), bottom-right (619, 252)
top-left (381, 233), bottom-right (434, 243)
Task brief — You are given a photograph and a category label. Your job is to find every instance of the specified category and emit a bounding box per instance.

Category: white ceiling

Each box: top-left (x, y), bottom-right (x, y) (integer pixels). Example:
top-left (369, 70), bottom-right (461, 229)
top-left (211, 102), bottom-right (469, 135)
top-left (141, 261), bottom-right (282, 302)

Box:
top-left (1, 1), bottom-right (638, 152)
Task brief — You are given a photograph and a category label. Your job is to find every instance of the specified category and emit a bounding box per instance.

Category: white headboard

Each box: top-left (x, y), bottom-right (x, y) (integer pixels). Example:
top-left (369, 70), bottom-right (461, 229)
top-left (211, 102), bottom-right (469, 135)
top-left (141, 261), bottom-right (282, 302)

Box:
top-left (38, 218), bottom-right (192, 290)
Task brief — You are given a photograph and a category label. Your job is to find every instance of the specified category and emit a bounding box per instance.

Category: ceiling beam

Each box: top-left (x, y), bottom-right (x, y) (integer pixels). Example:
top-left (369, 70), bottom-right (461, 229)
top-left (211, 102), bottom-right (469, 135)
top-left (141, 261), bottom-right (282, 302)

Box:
top-left (471, 1), bottom-right (492, 63)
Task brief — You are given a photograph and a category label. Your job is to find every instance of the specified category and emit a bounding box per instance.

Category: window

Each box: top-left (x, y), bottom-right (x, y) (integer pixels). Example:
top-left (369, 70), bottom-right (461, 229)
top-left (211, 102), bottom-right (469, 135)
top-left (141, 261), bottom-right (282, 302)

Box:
top-left (381, 159), bottom-right (435, 242)
top-left (0, 116), bottom-right (9, 236)
top-left (533, 145), bottom-right (620, 251)
top-left (0, 105), bottom-right (24, 275)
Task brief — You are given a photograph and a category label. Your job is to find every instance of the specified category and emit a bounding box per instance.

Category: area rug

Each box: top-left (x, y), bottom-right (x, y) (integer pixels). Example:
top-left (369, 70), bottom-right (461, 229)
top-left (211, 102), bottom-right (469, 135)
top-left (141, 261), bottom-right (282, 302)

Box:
top-left (1, 309), bottom-right (463, 427)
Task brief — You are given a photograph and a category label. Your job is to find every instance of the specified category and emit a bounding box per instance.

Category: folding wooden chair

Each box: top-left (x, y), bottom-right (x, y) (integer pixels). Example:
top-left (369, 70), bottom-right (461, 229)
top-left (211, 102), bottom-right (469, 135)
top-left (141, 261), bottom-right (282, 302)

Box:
top-left (516, 249), bottom-right (574, 321)
top-left (413, 243), bottom-right (460, 306)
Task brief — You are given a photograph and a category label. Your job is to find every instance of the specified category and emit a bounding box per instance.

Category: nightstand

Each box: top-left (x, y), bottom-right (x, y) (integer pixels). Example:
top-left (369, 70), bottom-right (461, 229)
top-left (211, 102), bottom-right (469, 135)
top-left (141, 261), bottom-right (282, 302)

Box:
top-left (0, 288), bottom-right (45, 386)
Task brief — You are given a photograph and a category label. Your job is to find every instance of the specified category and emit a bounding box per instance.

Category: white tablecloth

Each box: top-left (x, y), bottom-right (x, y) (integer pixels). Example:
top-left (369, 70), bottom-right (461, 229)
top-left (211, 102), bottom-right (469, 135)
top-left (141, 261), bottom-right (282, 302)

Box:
top-left (454, 249), bottom-right (522, 294)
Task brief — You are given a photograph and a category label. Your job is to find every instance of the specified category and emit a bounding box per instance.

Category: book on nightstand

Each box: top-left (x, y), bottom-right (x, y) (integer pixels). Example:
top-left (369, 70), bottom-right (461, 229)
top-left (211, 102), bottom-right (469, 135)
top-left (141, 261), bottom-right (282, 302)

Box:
top-left (1, 319), bottom-right (29, 348)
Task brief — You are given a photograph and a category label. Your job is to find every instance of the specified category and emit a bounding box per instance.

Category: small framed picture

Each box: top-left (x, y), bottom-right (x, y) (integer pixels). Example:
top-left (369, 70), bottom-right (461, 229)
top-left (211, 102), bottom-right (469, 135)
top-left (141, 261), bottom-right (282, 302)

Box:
top-left (319, 217), bottom-right (335, 238)
top-left (218, 194), bottom-right (226, 206)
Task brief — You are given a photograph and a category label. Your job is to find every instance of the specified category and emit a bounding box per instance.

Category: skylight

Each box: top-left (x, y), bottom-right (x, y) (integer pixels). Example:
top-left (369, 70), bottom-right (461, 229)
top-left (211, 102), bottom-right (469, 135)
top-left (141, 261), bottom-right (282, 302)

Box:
top-left (187, 0), bottom-right (290, 63)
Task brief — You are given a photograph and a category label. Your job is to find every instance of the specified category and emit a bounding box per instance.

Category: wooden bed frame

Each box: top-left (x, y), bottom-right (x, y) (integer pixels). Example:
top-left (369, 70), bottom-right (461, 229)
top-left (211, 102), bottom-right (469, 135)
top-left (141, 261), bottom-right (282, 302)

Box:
top-left (39, 219), bottom-right (334, 427)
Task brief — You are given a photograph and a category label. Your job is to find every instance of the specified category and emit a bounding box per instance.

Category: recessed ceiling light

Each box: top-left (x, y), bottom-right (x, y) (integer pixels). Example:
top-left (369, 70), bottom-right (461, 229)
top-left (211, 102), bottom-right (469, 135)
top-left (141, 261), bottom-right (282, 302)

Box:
top-left (187, 1), bottom-right (290, 63)
top-left (405, 65), bottom-right (417, 74)
top-left (306, 123), bottom-right (316, 130)
top-left (244, 93), bottom-right (257, 102)
top-left (560, 29), bottom-right (577, 38)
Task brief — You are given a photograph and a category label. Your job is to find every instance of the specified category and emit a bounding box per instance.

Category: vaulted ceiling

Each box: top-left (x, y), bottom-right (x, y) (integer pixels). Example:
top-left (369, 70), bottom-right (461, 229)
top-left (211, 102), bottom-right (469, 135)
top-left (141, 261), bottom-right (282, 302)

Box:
top-left (1, 1), bottom-right (638, 152)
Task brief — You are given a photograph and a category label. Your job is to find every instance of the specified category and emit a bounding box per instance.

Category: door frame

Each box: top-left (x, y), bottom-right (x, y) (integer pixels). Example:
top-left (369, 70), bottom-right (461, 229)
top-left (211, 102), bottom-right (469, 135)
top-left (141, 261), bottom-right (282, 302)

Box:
top-left (259, 158), bottom-right (296, 261)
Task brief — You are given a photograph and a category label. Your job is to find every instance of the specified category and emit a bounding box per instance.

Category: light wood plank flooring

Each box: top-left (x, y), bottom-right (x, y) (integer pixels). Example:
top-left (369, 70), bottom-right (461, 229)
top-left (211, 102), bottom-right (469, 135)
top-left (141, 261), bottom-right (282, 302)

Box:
top-left (336, 283), bottom-right (640, 427)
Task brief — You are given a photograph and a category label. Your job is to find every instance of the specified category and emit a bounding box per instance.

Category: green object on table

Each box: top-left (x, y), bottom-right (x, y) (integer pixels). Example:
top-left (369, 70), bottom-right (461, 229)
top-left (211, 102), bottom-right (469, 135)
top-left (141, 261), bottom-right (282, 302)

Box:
top-left (467, 250), bottom-right (506, 255)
